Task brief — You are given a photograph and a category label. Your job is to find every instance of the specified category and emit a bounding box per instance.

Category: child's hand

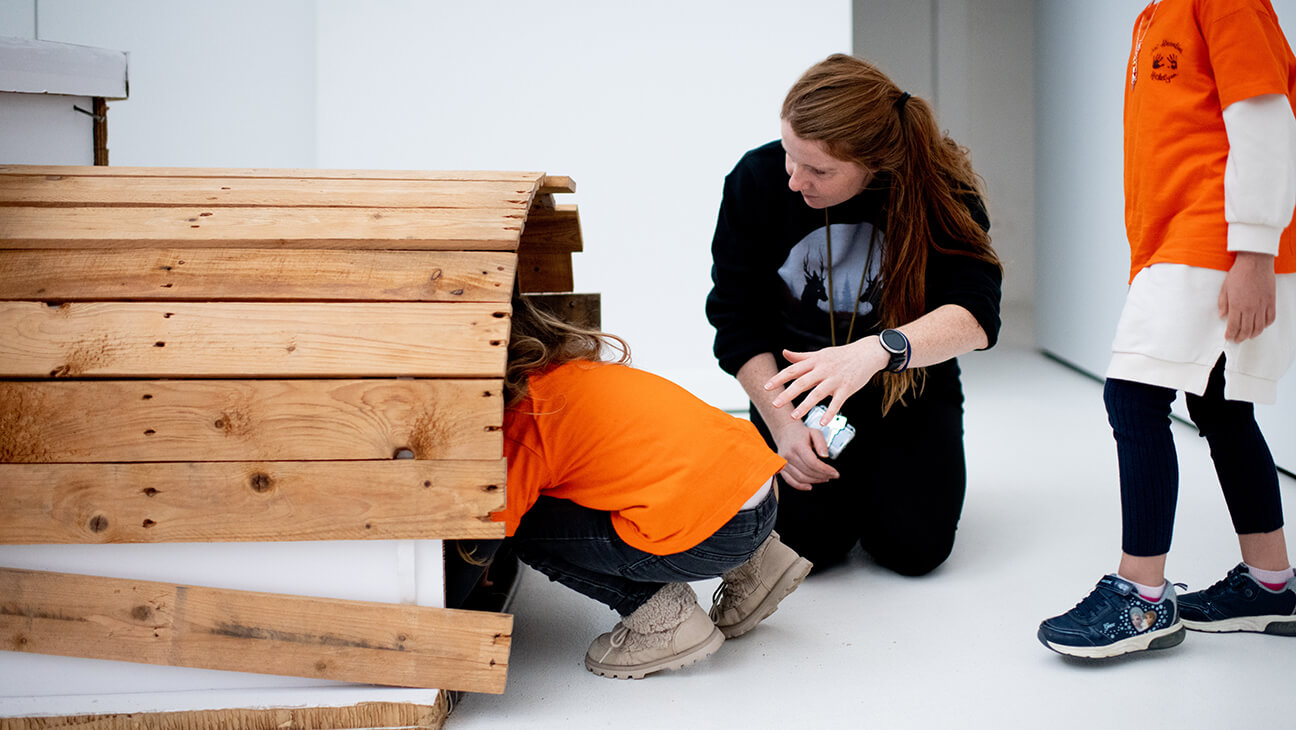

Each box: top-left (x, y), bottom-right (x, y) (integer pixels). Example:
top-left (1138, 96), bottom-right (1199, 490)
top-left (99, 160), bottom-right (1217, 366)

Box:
top-left (1218, 251), bottom-right (1276, 343)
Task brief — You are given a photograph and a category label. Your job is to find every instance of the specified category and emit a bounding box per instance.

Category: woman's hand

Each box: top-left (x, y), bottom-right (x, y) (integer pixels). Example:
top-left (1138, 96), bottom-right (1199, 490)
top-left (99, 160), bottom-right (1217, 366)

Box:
top-left (765, 410), bottom-right (839, 490)
top-left (765, 338), bottom-right (889, 425)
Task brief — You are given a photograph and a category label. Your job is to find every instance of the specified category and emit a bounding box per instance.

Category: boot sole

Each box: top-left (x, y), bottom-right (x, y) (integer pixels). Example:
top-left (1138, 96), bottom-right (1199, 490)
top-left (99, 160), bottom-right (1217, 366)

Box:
top-left (584, 626), bottom-right (725, 680)
top-left (719, 556), bottom-right (813, 639)
top-left (1039, 622), bottom-right (1186, 659)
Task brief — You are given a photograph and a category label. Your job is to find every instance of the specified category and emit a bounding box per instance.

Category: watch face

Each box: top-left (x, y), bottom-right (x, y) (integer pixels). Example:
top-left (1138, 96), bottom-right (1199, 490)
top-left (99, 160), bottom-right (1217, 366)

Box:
top-left (880, 329), bottom-right (907, 352)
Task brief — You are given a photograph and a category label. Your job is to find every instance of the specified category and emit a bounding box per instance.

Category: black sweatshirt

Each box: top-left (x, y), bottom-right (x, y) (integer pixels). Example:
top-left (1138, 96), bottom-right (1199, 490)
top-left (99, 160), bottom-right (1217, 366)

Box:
top-left (706, 140), bottom-right (1003, 408)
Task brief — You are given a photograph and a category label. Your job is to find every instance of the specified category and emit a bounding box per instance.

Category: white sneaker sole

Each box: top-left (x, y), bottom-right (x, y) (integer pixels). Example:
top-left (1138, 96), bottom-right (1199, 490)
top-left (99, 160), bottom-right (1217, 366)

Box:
top-left (584, 626), bottom-right (725, 680)
top-left (1042, 622), bottom-right (1186, 659)
top-left (718, 556), bottom-right (813, 639)
top-left (1182, 615), bottom-right (1296, 635)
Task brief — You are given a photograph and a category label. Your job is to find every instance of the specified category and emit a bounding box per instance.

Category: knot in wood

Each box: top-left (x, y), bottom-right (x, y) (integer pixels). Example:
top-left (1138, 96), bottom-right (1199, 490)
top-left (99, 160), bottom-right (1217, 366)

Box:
top-left (88, 515), bottom-right (109, 533)
top-left (249, 473), bottom-right (273, 493)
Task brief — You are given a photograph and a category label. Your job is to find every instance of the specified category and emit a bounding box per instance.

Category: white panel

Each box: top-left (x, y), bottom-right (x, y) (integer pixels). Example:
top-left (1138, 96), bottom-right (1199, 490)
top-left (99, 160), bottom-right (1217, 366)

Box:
top-left (0, 37), bottom-right (128, 97)
top-left (0, 91), bottom-right (92, 163)
top-left (416, 539), bottom-right (447, 608)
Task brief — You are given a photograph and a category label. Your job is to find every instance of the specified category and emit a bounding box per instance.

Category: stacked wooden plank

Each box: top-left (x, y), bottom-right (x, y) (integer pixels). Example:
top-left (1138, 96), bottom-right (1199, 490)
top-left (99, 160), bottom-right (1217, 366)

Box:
top-left (0, 165), bottom-right (587, 710)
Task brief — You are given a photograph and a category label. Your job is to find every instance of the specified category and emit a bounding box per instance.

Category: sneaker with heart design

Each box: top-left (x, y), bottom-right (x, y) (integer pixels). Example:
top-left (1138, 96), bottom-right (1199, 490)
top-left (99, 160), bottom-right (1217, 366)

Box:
top-left (1038, 574), bottom-right (1186, 659)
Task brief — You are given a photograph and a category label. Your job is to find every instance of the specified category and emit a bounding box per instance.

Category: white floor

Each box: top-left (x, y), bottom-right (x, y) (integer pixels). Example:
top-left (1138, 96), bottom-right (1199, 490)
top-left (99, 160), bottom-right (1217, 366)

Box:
top-left (448, 311), bottom-right (1296, 730)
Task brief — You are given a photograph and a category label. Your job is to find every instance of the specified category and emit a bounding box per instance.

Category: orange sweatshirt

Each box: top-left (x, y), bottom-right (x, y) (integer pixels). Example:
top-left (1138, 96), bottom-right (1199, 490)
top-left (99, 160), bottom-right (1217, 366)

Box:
top-left (493, 360), bottom-right (785, 556)
top-left (1123, 0), bottom-right (1296, 281)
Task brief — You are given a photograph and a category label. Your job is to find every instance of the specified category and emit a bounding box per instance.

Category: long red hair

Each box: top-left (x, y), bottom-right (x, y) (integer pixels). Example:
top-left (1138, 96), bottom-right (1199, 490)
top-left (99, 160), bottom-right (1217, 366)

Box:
top-left (782, 54), bottom-right (1001, 412)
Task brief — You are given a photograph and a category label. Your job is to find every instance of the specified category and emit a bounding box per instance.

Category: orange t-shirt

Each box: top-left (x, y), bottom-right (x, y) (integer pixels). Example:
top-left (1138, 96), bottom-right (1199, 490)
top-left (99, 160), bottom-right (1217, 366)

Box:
top-left (493, 360), bottom-right (786, 556)
top-left (1123, 0), bottom-right (1296, 281)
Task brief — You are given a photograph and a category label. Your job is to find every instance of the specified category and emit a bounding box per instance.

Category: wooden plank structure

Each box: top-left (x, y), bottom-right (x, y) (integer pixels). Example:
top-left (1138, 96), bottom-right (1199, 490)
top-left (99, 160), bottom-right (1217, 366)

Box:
top-left (0, 165), bottom-right (593, 727)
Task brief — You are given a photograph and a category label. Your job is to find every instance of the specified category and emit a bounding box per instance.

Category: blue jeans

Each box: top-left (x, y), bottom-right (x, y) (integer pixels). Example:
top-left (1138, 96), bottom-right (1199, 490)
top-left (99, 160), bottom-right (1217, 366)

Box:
top-left (508, 491), bottom-right (777, 616)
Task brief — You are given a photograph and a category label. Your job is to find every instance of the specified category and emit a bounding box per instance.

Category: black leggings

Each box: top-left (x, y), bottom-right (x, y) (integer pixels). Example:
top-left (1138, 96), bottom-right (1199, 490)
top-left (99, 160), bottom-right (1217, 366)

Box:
top-left (752, 362), bottom-right (968, 576)
top-left (1105, 356), bottom-right (1285, 557)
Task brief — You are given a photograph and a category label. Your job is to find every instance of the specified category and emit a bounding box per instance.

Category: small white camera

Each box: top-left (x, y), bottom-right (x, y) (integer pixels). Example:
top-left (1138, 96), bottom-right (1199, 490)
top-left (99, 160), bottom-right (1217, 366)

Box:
top-left (803, 404), bottom-right (855, 459)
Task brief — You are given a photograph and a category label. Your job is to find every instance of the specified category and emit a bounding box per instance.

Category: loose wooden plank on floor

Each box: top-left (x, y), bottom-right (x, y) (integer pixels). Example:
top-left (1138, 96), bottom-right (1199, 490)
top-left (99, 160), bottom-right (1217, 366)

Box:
top-left (0, 249), bottom-right (516, 302)
top-left (0, 698), bottom-right (449, 730)
top-left (0, 460), bottom-right (506, 544)
top-left (0, 567), bottom-right (512, 693)
top-left (0, 301), bottom-right (509, 378)
top-left (0, 379), bottom-right (503, 463)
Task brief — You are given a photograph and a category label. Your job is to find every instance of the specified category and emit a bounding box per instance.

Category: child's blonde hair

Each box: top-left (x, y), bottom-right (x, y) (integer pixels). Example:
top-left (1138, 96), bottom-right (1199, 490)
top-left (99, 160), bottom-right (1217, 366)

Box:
top-left (504, 293), bottom-right (630, 408)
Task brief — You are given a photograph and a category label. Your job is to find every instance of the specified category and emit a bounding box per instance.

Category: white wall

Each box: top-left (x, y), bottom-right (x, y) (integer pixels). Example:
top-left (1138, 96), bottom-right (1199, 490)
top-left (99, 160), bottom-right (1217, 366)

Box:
top-left (1034, 0), bottom-right (1296, 472)
top-left (31, 0), bottom-right (318, 167)
top-left (0, 0), bottom-right (35, 36)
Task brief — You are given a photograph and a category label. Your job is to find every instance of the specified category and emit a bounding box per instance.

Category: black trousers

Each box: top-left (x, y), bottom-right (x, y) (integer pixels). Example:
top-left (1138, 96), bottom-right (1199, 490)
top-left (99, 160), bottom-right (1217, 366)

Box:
top-left (1105, 356), bottom-right (1284, 557)
top-left (751, 359), bottom-right (968, 576)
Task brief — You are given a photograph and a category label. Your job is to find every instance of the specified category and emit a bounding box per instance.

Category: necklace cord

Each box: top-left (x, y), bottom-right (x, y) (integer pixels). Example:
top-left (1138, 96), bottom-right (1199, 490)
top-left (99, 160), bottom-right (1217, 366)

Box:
top-left (824, 209), bottom-right (871, 347)
top-left (1130, 1), bottom-right (1158, 89)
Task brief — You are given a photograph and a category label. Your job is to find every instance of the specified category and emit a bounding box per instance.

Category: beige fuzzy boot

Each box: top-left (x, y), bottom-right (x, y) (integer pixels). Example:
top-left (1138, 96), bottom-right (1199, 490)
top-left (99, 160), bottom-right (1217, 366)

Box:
top-left (710, 531), bottom-right (813, 638)
top-left (584, 583), bottom-right (724, 679)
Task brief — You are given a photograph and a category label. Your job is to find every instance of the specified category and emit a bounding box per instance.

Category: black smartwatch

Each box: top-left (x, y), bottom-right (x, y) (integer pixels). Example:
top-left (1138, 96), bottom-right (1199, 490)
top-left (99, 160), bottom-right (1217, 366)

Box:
top-left (878, 328), bottom-right (910, 373)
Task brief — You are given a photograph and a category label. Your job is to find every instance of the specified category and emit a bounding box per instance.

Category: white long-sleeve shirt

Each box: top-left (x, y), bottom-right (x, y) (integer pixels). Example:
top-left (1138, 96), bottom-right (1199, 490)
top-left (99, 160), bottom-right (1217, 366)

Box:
top-left (1224, 93), bottom-right (1296, 256)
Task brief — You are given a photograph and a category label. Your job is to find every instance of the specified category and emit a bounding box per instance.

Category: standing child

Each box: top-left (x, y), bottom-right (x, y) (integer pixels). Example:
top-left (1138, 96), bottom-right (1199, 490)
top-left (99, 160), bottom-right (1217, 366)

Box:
top-left (495, 294), bottom-right (812, 678)
top-left (1039, 0), bottom-right (1296, 659)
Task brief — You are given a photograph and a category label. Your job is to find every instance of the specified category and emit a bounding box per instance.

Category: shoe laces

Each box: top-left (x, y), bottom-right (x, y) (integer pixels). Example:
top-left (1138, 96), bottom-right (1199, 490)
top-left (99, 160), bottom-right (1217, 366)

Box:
top-left (1072, 581), bottom-right (1119, 610)
top-left (711, 581), bottom-right (729, 610)
top-left (1197, 567), bottom-right (1249, 598)
top-left (712, 564), bottom-right (758, 612)
top-left (597, 623), bottom-right (631, 663)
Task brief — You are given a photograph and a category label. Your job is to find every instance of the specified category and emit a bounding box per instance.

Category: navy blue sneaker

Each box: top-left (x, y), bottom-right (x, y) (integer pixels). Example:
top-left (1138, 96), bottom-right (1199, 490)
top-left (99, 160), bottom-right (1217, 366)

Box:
top-left (1178, 563), bottom-right (1296, 636)
top-left (1038, 575), bottom-right (1185, 659)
